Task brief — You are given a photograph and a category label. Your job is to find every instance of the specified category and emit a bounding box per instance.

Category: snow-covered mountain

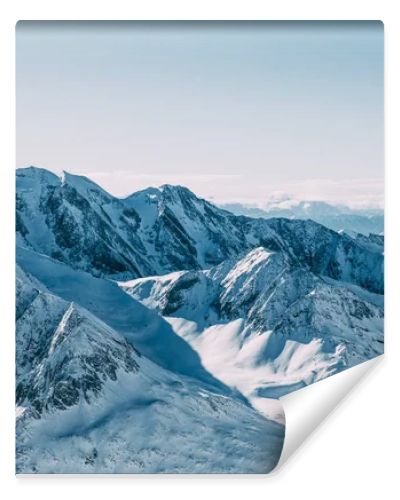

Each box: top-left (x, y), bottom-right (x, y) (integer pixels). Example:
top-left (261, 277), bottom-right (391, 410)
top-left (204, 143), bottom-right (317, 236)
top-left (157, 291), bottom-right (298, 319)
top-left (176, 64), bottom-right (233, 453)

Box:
top-left (17, 167), bottom-right (383, 295)
top-left (120, 246), bottom-right (383, 419)
top-left (16, 265), bottom-right (140, 414)
top-left (16, 246), bottom-right (230, 390)
top-left (17, 167), bottom-right (250, 278)
top-left (16, 261), bottom-right (284, 473)
top-left (15, 166), bottom-right (384, 473)
top-left (16, 167), bottom-right (155, 279)
top-left (220, 200), bottom-right (384, 236)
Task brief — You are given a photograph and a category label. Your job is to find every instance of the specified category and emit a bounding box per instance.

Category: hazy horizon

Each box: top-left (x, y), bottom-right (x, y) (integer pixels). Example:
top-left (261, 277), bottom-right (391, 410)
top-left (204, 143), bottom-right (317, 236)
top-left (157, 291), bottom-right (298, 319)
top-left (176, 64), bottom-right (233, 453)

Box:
top-left (16, 164), bottom-right (384, 212)
top-left (16, 21), bottom-right (384, 209)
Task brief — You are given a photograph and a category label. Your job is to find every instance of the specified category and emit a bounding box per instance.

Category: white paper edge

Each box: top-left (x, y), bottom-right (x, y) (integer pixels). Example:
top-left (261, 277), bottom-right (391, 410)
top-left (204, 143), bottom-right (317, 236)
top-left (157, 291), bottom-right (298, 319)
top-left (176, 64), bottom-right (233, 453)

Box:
top-left (275, 355), bottom-right (383, 470)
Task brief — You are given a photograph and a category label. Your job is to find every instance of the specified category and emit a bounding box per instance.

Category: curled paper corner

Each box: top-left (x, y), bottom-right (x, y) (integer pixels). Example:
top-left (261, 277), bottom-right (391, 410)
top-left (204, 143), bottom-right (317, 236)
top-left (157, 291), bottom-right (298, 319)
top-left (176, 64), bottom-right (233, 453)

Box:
top-left (273, 355), bottom-right (383, 472)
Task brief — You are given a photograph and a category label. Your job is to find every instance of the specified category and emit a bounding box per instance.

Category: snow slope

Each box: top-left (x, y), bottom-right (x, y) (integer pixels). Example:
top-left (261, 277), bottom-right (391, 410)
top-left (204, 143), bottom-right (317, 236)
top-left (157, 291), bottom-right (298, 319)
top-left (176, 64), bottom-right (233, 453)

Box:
top-left (16, 264), bottom-right (284, 473)
top-left (121, 247), bottom-right (383, 421)
top-left (16, 265), bottom-right (140, 414)
top-left (16, 167), bottom-right (154, 279)
top-left (16, 246), bottom-right (231, 393)
top-left (17, 167), bottom-right (383, 296)
top-left (15, 167), bottom-right (384, 474)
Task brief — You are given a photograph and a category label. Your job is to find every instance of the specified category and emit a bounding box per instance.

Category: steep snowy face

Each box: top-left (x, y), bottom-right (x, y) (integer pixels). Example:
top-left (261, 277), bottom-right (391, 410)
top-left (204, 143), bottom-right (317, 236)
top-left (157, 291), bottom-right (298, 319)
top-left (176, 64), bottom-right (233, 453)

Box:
top-left (123, 240), bottom-right (383, 335)
top-left (16, 246), bottom-right (234, 394)
top-left (125, 182), bottom-right (384, 294)
top-left (17, 168), bottom-right (247, 278)
top-left (122, 246), bottom-right (383, 340)
top-left (346, 231), bottom-right (384, 255)
top-left (124, 184), bottom-right (248, 271)
top-left (16, 167), bottom-right (152, 279)
top-left (16, 266), bottom-right (140, 414)
top-left (15, 268), bottom-right (284, 474)
top-left (17, 168), bottom-right (383, 294)
top-left (121, 245), bottom-right (383, 411)
top-left (270, 280), bottom-right (383, 366)
top-left (218, 249), bottom-right (290, 319)
top-left (248, 217), bottom-right (384, 294)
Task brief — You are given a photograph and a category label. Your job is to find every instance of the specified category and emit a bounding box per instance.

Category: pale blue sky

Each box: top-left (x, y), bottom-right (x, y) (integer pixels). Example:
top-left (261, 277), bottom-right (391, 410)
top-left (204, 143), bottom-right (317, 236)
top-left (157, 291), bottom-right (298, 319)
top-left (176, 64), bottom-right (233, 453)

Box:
top-left (16, 21), bottom-right (384, 207)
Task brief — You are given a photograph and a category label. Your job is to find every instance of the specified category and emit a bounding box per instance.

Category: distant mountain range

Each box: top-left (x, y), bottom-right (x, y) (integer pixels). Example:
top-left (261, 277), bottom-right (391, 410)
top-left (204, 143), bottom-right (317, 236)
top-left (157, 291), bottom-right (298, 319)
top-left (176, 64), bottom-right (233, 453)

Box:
top-left (220, 200), bottom-right (384, 236)
top-left (15, 167), bottom-right (384, 473)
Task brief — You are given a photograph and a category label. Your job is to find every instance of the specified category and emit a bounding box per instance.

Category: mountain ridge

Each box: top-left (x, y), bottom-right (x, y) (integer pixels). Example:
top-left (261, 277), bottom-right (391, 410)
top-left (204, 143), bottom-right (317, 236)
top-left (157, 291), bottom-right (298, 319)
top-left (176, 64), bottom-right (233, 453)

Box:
top-left (120, 245), bottom-right (383, 415)
top-left (16, 166), bottom-right (383, 294)
top-left (15, 166), bottom-right (384, 472)
top-left (16, 264), bottom-right (284, 473)
top-left (220, 199), bottom-right (384, 236)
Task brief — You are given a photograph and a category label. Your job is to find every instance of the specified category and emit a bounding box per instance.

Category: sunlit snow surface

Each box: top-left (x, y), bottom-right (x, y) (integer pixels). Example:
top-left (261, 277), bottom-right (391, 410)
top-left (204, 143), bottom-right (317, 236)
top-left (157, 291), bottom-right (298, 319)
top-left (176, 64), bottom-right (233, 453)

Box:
top-left (17, 357), bottom-right (284, 474)
top-left (15, 168), bottom-right (383, 474)
top-left (121, 247), bottom-right (383, 424)
top-left (16, 251), bottom-right (285, 473)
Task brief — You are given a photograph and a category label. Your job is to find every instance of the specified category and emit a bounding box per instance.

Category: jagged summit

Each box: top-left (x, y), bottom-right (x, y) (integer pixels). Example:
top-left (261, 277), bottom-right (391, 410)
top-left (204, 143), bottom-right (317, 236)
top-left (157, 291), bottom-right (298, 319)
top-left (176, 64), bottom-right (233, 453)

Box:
top-left (17, 166), bottom-right (112, 197)
top-left (159, 183), bottom-right (200, 197)
top-left (60, 169), bottom-right (111, 195)
top-left (17, 165), bottom-right (60, 186)
top-left (124, 182), bottom-right (209, 208)
top-left (16, 166), bottom-right (384, 294)
top-left (16, 264), bottom-right (141, 414)
top-left (18, 166), bottom-right (203, 202)
top-left (17, 165), bottom-right (57, 176)
top-left (120, 243), bottom-right (383, 414)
